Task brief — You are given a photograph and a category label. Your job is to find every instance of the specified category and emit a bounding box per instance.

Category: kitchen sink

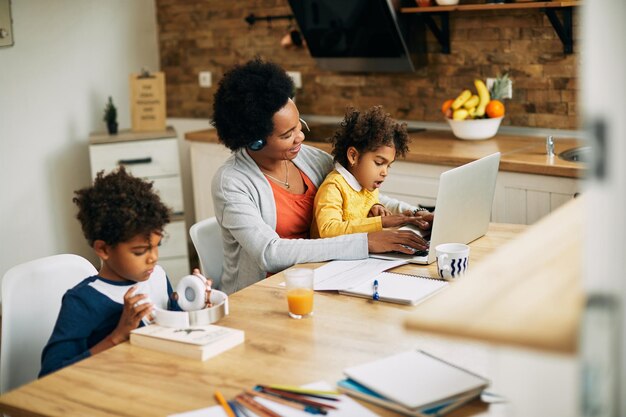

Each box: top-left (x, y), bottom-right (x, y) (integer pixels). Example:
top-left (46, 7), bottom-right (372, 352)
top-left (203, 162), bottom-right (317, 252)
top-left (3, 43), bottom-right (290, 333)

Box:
top-left (559, 146), bottom-right (591, 163)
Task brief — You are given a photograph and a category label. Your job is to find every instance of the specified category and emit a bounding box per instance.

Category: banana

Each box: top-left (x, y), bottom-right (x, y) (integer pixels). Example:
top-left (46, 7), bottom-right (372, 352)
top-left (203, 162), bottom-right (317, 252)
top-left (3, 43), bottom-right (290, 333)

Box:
top-left (474, 79), bottom-right (491, 117)
top-left (452, 108), bottom-right (469, 120)
top-left (451, 90), bottom-right (472, 110)
top-left (463, 95), bottom-right (479, 110)
top-left (468, 107), bottom-right (478, 118)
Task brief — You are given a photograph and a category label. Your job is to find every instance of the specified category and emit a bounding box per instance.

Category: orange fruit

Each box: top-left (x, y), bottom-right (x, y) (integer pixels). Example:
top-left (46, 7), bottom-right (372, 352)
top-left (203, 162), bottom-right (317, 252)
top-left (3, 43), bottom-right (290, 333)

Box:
top-left (441, 99), bottom-right (454, 115)
top-left (486, 100), bottom-right (505, 118)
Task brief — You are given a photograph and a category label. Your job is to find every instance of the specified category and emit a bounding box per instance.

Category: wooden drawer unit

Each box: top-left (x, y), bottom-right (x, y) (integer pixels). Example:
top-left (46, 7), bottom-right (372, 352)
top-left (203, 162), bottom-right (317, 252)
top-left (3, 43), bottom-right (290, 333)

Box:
top-left (89, 128), bottom-right (190, 278)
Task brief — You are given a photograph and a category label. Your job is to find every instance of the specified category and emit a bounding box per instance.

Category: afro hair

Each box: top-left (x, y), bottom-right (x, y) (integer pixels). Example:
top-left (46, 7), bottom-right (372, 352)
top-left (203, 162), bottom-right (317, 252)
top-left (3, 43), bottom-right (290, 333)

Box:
top-left (330, 106), bottom-right (410, 168)
top-left (73, 166), bottom-right (171, 246)
top-left (211, 58), bottom-right (295, 151)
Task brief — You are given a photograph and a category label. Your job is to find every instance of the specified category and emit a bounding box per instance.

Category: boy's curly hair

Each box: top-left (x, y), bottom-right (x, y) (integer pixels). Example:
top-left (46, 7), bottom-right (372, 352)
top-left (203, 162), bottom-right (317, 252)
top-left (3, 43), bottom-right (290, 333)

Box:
top-left (330, 106), bottom-right (410, 168)
top-left (211, 57), bottom-right (295, 151)
top-left (73, 167), bottom-right (171, 246)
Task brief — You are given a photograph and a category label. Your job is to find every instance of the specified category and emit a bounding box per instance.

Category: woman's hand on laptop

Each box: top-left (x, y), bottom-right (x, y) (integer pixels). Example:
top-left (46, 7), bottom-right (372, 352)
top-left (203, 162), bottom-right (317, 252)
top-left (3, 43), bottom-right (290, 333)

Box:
top-left (367, 230), bottom-right (429, 254)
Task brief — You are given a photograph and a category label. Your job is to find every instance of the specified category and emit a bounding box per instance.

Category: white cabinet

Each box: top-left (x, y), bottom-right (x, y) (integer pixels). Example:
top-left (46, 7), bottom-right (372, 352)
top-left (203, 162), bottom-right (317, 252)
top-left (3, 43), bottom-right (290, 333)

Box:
top-left (381, 161), bottom-right (580, 225)
top-left (89, 128), bottom-right (190, 284)
top-left (491, 171), bottom-right (579, 224)
top-left (189, 140), bottom-right (232, 222)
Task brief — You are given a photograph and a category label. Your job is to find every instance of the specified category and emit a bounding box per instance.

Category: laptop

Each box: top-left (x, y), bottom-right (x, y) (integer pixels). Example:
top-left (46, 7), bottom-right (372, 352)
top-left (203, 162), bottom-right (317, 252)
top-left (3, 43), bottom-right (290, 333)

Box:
top-left (372, 152), bottom-right (501, 264)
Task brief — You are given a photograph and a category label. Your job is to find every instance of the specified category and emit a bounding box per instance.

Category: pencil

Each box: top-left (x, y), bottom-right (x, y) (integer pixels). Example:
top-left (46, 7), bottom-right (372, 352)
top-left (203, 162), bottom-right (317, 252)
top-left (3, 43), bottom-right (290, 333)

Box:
top-left (236, 394), bottom-right (283, 417)
top-left (267, 384), bottom-right (340, 397)
top-left (245, 389), bottom-right (327, 415)
top-left (257, 385), bottom-right (339, 402)
top-left (257, 386), bottom-right (338, 410)
top-left (214, 390), bottom-right (236, 417)
top-left (231, 400), bottom-right (255, 417)
top-left (227, 400), bottom-right (242, 417)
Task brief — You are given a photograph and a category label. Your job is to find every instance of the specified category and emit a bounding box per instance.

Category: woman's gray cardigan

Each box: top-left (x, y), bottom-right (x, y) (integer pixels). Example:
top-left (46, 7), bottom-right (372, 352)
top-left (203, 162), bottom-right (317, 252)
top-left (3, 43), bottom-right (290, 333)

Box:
top-left (211, 144), bottom-right (415, 294)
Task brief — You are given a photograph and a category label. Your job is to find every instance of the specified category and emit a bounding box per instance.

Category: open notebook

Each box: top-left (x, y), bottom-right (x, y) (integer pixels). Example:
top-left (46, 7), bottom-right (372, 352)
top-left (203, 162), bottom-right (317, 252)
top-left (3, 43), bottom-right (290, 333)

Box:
top-left (338, 272), bottom-right (448, 305)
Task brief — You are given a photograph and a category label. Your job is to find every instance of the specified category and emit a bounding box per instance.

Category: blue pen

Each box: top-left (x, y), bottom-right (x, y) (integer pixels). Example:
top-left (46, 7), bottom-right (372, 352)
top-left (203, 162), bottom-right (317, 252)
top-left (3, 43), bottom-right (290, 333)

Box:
top-left (372, 279), bottom-right (380, 301)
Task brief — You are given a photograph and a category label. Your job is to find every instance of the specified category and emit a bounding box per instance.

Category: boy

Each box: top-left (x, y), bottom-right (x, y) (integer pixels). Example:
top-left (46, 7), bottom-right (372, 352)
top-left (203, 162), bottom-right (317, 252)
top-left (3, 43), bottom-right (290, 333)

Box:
top-left (40, 167), bottom-right (184, 377)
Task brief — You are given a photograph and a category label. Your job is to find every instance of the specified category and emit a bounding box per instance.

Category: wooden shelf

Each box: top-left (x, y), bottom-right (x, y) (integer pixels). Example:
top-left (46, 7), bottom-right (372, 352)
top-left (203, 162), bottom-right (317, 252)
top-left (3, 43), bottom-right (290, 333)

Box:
top-left (400, 1), bottom-right (580, 54)
top-left (401, 1), bottom-right (580, 14)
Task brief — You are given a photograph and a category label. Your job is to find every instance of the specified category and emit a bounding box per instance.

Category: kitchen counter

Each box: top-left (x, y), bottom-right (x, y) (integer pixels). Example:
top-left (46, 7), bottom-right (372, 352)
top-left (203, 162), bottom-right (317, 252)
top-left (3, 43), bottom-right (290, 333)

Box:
top-left (185, 125), bottom-right (585, 179)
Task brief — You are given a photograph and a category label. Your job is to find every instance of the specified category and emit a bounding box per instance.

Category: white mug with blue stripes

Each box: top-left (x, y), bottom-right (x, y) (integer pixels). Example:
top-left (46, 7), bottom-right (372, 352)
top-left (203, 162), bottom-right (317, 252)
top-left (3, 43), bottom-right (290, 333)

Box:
top-left (435, 243), bottom-right (470, 279)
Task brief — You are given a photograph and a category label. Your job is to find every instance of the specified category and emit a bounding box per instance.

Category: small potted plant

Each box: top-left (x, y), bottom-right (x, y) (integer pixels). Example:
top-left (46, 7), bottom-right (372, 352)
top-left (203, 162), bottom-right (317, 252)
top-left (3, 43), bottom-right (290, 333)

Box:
top-left (103, 96), bottom-right (118, 135)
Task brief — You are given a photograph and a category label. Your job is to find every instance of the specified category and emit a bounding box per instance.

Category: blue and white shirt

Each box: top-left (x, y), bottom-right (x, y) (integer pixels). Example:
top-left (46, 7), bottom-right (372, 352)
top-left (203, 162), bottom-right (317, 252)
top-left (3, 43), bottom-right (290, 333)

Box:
top-left (39, 265), bottom-right (180, 377)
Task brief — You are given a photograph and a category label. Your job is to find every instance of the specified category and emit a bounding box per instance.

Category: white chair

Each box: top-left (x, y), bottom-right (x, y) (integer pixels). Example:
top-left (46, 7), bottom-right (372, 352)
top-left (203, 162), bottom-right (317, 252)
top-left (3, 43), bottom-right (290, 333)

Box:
top-left (0, 254), bottom-right (97, 393)
top-left (189, 217), bottom-right (224, 290)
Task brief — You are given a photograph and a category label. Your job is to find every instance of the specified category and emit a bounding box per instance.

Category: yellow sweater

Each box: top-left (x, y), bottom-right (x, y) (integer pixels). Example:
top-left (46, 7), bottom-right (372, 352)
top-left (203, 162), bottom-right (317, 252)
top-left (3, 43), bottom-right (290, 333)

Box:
top-left (311, 169), bottom-right (382, 238)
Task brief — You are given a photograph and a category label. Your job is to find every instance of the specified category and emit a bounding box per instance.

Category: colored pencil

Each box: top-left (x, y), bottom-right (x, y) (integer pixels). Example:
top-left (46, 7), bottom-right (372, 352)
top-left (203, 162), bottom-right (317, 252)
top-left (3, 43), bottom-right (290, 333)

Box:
top-left (231, 400), bottom-right (255, 417)
top-left (256, 386), bottom-right (338, 410)
top-left (245, 389), bottom-right (328, 415)
top-left (214, 390), bottom-right (236, 417)
top-left (227, 400), bottom-right (242, 417)
top-left (236, 394), bottom-right (283, 417)
top-left (267, 385), bottom-right (340, 397)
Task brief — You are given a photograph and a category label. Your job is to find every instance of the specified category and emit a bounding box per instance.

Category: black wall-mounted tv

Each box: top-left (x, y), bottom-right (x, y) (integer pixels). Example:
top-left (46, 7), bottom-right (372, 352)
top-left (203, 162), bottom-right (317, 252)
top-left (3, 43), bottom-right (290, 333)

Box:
top-left (287, 0), bottom-right (427, 72)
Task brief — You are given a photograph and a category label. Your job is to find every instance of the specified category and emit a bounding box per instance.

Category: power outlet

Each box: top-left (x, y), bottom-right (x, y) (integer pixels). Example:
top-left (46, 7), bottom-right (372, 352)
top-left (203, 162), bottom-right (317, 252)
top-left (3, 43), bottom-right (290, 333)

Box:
top-left (198, 71), bottom-right (212, 88)
top-left (486, 77), bottom-right (512, 99)
top-left (286, 71), bottom-right (302, 89)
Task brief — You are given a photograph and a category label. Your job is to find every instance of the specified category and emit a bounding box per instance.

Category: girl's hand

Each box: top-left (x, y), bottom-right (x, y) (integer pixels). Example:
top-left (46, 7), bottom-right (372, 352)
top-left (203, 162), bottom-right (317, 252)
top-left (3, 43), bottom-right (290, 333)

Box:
top-left (367, 229), bottom-right (429, 254)
top-left (192, 268), bottom-right (214, 308)
top-left (368, 204), bottom-right (392, 217)
top-left (381, 214), bottom-right (430, 229)
top-left (403, 210), bottom-right (434, 230)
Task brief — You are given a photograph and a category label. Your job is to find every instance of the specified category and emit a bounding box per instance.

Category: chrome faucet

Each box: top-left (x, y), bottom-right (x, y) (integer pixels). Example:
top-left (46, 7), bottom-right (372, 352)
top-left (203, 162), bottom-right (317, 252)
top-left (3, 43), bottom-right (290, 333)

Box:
top-left (546, 135), bottom-right (555, 157)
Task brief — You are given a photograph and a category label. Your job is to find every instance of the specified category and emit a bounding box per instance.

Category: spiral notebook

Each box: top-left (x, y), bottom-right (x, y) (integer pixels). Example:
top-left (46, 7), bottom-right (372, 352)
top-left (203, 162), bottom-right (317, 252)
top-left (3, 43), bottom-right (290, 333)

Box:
top-left (338, 272), bottom-right (448, 305)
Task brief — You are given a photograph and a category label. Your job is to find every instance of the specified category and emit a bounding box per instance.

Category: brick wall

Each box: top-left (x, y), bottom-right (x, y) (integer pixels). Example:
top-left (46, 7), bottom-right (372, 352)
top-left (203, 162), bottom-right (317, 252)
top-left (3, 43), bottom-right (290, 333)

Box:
top-left (156, 0), bottom-right (580, 129)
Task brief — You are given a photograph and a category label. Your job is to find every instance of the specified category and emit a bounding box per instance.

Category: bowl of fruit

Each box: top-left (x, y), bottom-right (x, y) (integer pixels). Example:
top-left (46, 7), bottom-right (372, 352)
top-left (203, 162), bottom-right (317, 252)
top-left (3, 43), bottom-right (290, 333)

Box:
top-left (442, 77), bottom-right (508, 140)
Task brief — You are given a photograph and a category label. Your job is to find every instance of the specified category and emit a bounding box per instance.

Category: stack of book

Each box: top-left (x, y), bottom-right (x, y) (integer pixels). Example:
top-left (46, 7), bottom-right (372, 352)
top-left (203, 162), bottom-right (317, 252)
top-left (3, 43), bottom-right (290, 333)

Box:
top-left (130, 324), bottom-right (244, 361)
top-left (337, 349), bottom-right (489, 417)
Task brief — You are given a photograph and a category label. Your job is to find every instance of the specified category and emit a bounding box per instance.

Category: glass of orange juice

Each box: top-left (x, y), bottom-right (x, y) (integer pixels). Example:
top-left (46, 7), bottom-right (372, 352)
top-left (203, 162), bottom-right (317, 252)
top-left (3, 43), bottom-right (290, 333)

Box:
top-left (285, 268), bottom-right (314, 319)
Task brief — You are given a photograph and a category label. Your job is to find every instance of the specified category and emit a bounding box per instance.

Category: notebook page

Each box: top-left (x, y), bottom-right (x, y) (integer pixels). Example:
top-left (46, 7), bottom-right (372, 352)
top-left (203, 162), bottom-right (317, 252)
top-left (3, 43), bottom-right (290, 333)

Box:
top-left (340, 272), bottom-right (448, 305)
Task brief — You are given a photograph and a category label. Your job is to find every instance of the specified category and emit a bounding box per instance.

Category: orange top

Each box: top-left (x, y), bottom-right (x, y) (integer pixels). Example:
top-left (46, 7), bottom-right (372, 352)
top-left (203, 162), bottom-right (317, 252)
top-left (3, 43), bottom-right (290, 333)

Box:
top-left (268, 170), bottom-right (317, 239)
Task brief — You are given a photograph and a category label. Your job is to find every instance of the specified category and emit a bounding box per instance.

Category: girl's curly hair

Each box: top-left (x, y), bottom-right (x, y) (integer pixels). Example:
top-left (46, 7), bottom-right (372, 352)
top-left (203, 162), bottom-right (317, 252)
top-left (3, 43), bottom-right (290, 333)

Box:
top-left (73, 166), bottom-right (171, 246)
top-left (211, 57), bottom-right (295, 151)
top-left (330, 106), bottom-right (410, 167)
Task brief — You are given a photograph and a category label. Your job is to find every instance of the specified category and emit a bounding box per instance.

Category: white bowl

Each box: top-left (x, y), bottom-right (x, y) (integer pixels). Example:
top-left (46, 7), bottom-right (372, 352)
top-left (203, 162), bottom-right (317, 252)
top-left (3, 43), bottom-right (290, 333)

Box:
top-left (447, 117), bottom-right (503, 140)
top-left (435, 0), bottom-right (460, 5)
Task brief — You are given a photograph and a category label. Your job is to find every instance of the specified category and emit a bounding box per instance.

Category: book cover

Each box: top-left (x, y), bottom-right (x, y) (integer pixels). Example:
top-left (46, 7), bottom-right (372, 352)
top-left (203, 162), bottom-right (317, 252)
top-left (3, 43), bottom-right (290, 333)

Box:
top-left (337, 378), bottom-right (481, 417)
top-left (343, 349), bottom-right (489, 411)
top-left (339, 272), bottom-right (448, 305)
top-left (130, 324), bottom-right (244, 361)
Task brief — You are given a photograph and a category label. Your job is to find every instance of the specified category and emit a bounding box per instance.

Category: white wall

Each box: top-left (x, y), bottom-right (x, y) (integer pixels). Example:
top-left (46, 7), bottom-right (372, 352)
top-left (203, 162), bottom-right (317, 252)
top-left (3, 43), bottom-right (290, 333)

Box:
top-left (0, 1), bottom-right (160, 282)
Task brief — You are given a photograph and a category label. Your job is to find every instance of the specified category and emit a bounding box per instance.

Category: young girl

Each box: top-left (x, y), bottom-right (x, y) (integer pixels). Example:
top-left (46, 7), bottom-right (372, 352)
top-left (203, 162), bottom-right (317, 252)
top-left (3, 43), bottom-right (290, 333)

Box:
top-left (310, 106), bottom-right (433, 240)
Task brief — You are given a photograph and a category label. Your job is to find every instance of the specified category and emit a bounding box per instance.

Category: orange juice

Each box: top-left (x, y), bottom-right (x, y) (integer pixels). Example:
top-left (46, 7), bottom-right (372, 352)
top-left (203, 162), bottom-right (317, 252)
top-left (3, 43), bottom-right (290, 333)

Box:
top-left (287, 288), bottom-right (314, 316)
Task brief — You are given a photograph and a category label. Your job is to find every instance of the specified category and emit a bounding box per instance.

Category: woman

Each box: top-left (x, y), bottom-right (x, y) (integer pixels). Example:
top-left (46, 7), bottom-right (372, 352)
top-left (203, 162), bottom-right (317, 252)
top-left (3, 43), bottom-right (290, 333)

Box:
top-left (211, 58), bottom-right (429, 294)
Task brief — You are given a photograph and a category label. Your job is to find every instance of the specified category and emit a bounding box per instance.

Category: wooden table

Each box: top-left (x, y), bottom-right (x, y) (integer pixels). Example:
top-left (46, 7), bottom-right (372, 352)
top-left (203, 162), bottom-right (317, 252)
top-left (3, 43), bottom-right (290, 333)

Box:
top-left (0, 224), bottom-right (527, 417)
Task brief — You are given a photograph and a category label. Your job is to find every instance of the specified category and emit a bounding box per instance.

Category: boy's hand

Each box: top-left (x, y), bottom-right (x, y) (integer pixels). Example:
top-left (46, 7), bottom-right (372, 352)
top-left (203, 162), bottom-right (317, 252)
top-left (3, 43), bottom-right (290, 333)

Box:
top-left (192, 268), bottom-right (214, 308)
top-left (111, 286), bottom-right (154, 344)
top-left (368, 204), bottom-right (392, 217)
